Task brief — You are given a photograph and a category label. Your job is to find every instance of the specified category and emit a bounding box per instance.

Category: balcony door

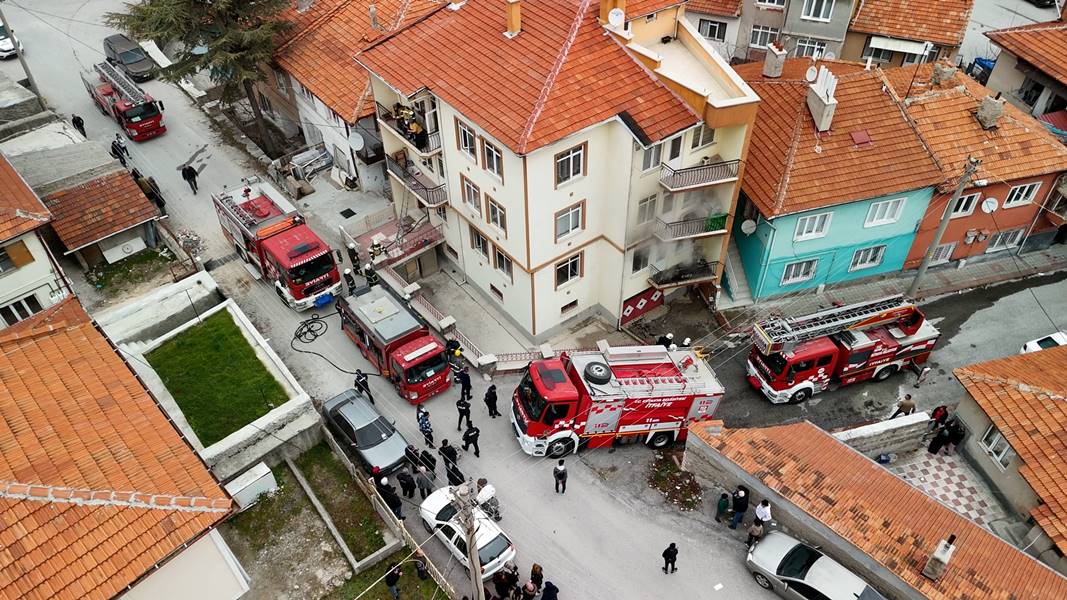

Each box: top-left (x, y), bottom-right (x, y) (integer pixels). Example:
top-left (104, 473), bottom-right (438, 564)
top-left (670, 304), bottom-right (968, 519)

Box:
top-left (665, 135), bottom-right (683, 170)
top-left (415, 96), bottom-right (439, 134)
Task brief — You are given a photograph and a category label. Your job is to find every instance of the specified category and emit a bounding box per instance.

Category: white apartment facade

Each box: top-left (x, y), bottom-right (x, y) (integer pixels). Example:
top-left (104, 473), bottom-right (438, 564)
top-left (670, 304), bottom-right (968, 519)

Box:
top-left (362, 0), bottom-right (759, 340)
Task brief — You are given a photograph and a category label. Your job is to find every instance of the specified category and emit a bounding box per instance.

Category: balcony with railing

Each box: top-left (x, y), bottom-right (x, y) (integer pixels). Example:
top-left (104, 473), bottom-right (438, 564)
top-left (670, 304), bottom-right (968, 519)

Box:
top-left (375, 102), bottom-right (441, 156)
top-left (386, 155), bottom-right (448, 208)
top-left (655, 213), bottom-right (728, 241)
top-left (648, 259), bottom-right (720, 289)
top-left (353, 217), bottom-right (445, 267)
top-left (659, 158), bottom-right (740, 192)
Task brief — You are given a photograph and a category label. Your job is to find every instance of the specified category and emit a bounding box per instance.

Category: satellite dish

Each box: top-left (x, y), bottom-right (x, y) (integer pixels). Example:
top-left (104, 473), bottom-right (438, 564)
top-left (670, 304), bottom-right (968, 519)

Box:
top-left (608, 7), bottom-right (625, 28)
top-left (824, 51), bottom-right (836, 60)
top-left (740, 219), bottom-right (757, 235)
top-left (804, 66), bottom-right (818, 83)
top-left (981, 197), bottom-right (999, 214)
top-left (348, 130), bottom-right (365, 151)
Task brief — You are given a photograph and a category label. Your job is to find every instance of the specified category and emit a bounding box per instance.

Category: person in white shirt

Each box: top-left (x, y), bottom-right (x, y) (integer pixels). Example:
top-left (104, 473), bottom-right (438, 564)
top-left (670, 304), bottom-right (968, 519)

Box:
top-left (755, 499), bottom-right (772, 523)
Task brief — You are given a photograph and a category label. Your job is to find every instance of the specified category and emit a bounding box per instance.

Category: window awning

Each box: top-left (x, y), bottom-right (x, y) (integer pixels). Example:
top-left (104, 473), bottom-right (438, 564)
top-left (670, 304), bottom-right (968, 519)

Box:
top-left (869, 36), bottom-right (928, 55)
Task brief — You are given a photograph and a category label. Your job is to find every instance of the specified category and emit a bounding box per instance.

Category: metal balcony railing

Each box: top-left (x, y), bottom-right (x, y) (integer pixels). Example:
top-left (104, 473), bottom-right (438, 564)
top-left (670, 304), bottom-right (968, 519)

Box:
top-left (376, 102), bottom-right (441, 154)
top-left (648, 260), bottom-right (721, 289)
top-left (386, 156), bottom-right (448, 208)
top-left (659, 159), bottom-right (740, 191)
top-left (655, 213), bottom-right (728, 241)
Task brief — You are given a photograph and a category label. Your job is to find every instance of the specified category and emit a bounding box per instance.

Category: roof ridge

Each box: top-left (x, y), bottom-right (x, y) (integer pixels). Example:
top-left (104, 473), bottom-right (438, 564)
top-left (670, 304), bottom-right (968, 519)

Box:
top-left (0, 480), bottom-right (232, 513)
top-left (773, 105), bottom-right (808, 214)
top-left (517, 0), bottom-right (595, 154)
top-left (956, 368), bottom-right (1066, 401)
top-left (276, 0), bottom-right (359, 55)
top-left (989, 21), bottom-right (1067, 36)
top-left (876, 67), bottom-right (950, 186)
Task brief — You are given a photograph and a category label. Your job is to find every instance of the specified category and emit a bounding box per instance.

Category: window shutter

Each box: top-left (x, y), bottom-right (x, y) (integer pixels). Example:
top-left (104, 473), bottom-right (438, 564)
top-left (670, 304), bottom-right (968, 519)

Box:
top-left (5, 240), bottom-right (34, 268)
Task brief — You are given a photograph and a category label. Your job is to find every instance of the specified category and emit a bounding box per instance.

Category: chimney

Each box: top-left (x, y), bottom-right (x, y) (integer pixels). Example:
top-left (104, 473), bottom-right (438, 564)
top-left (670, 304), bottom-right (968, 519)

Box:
top-left (506, 0), bottom-right (521, 38)
top-left (931, 63), bottom-right (957, 86)
top-left (368, 4), bottom-right (380, 31)
top-left (600, 0), bottom-right (627, 24)
top-left (762, 42), bottom-right (787, 78)
top-left (976, 94), bottom-right (1005, 130)
top-left (806, 66), bottom-right (839, 132)
top-left (922, 535), bottom-right (957, 581)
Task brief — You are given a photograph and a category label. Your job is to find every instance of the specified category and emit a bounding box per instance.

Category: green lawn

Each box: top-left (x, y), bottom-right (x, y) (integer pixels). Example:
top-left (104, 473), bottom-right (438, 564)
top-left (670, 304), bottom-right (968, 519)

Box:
top-left (146, 310), bottom-right (288, 445)
top-left (325, 549), bottom-right (443, 600)
top-left (295, 443), bottom-right (387, 560)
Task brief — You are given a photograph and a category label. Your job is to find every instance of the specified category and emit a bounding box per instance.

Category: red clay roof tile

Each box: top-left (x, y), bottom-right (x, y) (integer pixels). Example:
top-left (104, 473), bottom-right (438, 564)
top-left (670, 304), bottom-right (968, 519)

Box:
top-left (626, 0), bottom-right (686, 19)
top-left (0, 153), bottom-right (51, 244)
top-left (43, 171), bottom-right (158, 252)
top-left (986, 21), bottom-right (1067, 89)
top-left (687, 0), bottom-right (741, 17)
top-left (850, 0), bottom-right (974, 48)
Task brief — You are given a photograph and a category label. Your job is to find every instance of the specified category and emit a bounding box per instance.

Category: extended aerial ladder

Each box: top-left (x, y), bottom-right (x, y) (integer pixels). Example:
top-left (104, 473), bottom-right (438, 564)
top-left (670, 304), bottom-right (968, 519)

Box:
top-left (94, 61), bottom-right (147, 106)
top-left (752, 295), bottom-right (920, 355)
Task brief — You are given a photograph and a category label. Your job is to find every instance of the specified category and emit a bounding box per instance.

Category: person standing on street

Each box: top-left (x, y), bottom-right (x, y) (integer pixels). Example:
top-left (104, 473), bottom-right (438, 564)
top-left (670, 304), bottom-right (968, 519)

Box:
top-left (417, 407), bottom-right (434, 447)
top-left (520, 581), bottom-right (537, 600)
top-left (71, 114), bottom-right (85, 137)
top-left (445, 460), bottom-right (465, 486)
top-left (113, 133), bottom-right (130, 158)
top-left (415, 465), bottom-right (435, 499)
top-left (657, 333), bottom-right (674, 348)
top-left (456, 396), bottom-right (472, 430)
top-left (529, 564), bottom-right (543, 591)
top-left (462, 422), bottom-right (481, 457)
top-left (715, 492), bottom-right (730, 523)
top-left (553, 459), bottom-right (568, 494)
top-left (889, 393), bottom-right (916, 419)
top-left (729, 485), bottom-right (750, 529)
top-left (181, 164), bottom-right (199, 194)
top-left (419, 448), bottom-right (437, 473)
top-left (396, 468), bottom-right (416, 499)
top-left (746, 518), bottom-right (765, 548)
top-left (355, 369), bottom-right (373, 404)
top-left (405, 444), bottom-right (420, 470)
top-left (110, 140), bottom-right (128, 168)
top-left (541, 581), bottom-right (559, 600)
top-left (456, 366), bottom-right (473, 401)
top-left (661, 542), bottom-right (678, 573)
top-left (484, 385), bottom-right (501, 418)
top-left (439, 439), bottom-right (459, 469)
top-left (379, 478), bottom-right (404, 520)
top-left (384, 563), bottom-right (402, 600)
top-left (755, 499), bottom-right (772, 523)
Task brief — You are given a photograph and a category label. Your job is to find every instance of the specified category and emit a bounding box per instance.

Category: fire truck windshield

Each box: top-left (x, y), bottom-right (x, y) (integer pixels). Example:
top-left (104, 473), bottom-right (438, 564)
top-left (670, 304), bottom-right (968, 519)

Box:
top-left (405, 352), bottom-right (447, 384)
top-left (517, 370), bottom-right (547, 421)
top-left (288, 254), bottom-right (334, 285)
top-left (756, 349), bottom-right (788, 376)
top-left (122, 103), bottom-right (159, 123)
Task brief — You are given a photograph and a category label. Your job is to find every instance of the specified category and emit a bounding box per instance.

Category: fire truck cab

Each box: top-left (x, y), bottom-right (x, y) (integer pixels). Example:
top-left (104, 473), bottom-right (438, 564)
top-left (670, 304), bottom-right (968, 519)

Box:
top-left (80, 61), bottom-right (166, 141)
top-left (746, 295), bottom-right (940, 404)
top-left (511, 343), bottom-right (724, 457)
top-left (339, 286), bottom-right (451, 404)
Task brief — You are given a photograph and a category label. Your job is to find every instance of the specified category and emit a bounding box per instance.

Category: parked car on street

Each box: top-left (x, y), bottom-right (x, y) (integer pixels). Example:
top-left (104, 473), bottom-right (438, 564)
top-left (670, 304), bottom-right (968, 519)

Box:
top-left (746, 531), bottom-right (887, 600)
top-left (0, 21), bottom-right (23, 59)
top-left (419, 486), bottom-right (516, 580)
top-left (1020, 331), bottom-right (1067, 354)
top-left (102, 34), bottom-right (156, 81)
top-left (323, 388), bottom-right (408, 475)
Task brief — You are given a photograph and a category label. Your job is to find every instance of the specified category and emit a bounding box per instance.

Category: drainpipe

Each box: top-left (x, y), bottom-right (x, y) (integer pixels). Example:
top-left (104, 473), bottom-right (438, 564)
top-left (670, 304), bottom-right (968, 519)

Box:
top-left (754, 215), bottom-right (776, 300)
top-left (616, 142), bottom-right (638, 331)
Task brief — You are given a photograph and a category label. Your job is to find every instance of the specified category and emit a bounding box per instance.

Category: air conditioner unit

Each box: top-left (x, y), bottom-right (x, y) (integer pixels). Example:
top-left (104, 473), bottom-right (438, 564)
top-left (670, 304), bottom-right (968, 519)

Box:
top-left (964, 229), bottom-right (978, 244)
top-left (701, 156), bottom-right (713, 165)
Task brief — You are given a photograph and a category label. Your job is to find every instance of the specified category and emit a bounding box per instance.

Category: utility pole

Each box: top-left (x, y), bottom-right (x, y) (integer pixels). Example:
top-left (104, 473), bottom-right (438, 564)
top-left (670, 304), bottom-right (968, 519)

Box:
top-left (0, 1), bottom-right (46, 112)
top-left (454, 482), bottom-right (486, 600)
top-left (907, 156), bottom-right (980, 297)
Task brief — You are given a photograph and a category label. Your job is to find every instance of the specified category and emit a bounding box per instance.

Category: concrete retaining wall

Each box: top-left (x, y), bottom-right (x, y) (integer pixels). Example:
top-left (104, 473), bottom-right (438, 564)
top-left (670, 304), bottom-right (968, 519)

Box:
top-left (832, 412), bottom-right (930, 458)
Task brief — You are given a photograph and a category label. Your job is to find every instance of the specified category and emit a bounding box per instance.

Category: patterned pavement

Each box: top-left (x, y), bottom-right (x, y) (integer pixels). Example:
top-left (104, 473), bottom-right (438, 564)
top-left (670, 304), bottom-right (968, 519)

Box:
top-left (888, 449), bottom-right (1011, 530)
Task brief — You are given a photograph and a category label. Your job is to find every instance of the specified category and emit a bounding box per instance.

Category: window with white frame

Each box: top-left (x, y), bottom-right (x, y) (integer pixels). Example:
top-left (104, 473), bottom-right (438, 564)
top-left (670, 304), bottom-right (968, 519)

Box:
top-left (850, 245), bottom-right (886, 271)
top-left (986, 228), bottom-right (1025, 252)
top-left (458, 121), bottom-right (477, 159)
top-left (0, 294), bottom-right (42, 327)
top-left (782, 259), bottom-right (818, 285)
top-left (555, 253), bottom-right (582, 287)
top-left (0, 246), bottom-right (13, 272)
top-left (691, 125), bottom-right (715, 149)
top-left (756, 0), bottom-right (786, 6)
top-left (801, 0), bottom-right (833, 21)
top-left (698, 19), bottom-right (727, 42)
top-left (483, 140), bottom-right (503, 179)
top-left (298, 82), bottom-right (314, 101)
top-left (661, 193), bottom-right (675, 215)
top-left (642, 143), bottom-right (662, 171)
top-left (862, 38), bottom-right (893, 62)
top-left (487, 197), bottom-right (506, 231)
top-left (794, 212), bottom-right (831, 240)
top-left (750, 25), bottom-right (779, 49)
top-left (865, 198), bottom-right (905, 227)
top-left (469, 225), bottom-right (489, 258)
top-left (555, 203), bottom-right (583, 240)
top-left (949, 193), bottom-right (979, 218)
top-left (273, 68), bottom-right (289, 94)
top-left (461, 176), bottom-right (481, 215)
top-left (637, 195), bottom-right (658, 224)
top-left (1004, 182), bottom-right (1040, 208)
top-left (555, 144), bottom-right (585, 185)
top-left (795, 38), bottom-right (826, 58)
top-left (931, 242), bottom-right (955, 265)
top-left (493, 247), bottom-right (513, 279)
top-left (980, 424), bottom-right (1013, 469)
top-left (631, 246), bottom-right (650, 273)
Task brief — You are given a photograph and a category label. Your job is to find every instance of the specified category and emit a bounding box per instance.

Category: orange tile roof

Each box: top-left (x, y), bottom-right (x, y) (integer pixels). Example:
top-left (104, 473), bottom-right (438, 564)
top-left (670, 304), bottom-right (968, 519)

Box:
top-left (954, 345), bottom-right (1067, 556)
top-left (850, 0), bottom-right (974, 47)
top-left (359, 0), bottom-right (698, 154)
top-left (43, 171), bottom-right (158, 252)
top-left (987, 21), bottom-right (1067, 89)
top-left (687, 0), bottom-right (741, 17)
top-left (0, 153), bottom-right (50, 244)
top-left (279, 0), bottom-right (350, 40)
top-left (884, 63), bottom-right (1067, 189)
top-left (276, 0), bottom-right (440, 122)
top-left (626, 0), bottom-right (685, 19)
top-left (733, 59), bottom-right (943, 217)
top-left (0, 299), bottom-right (231, 600)
top-left (690, 420), bottom-right (1067, 600)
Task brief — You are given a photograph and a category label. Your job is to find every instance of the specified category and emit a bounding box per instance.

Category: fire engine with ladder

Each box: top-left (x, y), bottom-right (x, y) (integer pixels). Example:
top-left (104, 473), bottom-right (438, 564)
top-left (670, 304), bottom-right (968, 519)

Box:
top-left (746, 295), bottom-right (940, 404)
top-left (80, 61), bottom-right (166, 141)
top-left (511, 342), bottom-right (724, 457)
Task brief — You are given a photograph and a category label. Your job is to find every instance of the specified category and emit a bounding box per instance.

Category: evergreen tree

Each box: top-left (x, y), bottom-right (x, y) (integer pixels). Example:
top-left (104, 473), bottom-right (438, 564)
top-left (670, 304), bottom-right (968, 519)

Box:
top-left (106, 0), bottom-right (290, 155)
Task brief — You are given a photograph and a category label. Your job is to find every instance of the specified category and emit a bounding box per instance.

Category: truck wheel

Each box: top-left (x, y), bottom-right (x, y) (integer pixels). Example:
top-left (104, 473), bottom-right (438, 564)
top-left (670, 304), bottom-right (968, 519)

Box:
top-left (546, 438), bottom-right (575, 458)
top-left (647, 432), bottom-right (674, 449)
top-left (874, 365), bottom-right (899, 381)
top-left (583, 361), bottom-right (612, 385)
top-left (790, 388), bottom-right (812, 404)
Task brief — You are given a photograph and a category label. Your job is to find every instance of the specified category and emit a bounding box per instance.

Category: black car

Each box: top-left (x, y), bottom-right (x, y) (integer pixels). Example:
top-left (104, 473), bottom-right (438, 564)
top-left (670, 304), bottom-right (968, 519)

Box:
top-left (103, 34), bottom-right (157, 82)
top-left (1024, 0), bottom-right (1057, 7)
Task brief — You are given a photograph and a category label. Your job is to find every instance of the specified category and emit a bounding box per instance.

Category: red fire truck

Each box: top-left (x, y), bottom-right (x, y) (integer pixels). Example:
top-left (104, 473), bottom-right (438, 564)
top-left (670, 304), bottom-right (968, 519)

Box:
top-left (510, 343), bottom-right (724, 457)
top-left (213, 177), bottom-right (342, 310)
top-left (746, 295), bottom-right (940, 404)
top-left (338, 286), bottom-right (452, 403)
top-left (80, 61), bottom-right (166, 141)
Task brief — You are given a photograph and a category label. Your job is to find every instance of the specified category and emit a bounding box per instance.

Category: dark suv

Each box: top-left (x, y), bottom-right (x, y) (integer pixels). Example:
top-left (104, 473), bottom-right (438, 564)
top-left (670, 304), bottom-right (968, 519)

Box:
top-left (103, 34), bottom-right (156, 82)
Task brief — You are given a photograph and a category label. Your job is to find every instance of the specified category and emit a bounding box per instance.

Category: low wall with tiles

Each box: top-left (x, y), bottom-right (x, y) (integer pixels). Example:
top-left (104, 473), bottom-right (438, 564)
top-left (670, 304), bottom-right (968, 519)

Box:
top-left (831, 412), bottom-right (930, 458)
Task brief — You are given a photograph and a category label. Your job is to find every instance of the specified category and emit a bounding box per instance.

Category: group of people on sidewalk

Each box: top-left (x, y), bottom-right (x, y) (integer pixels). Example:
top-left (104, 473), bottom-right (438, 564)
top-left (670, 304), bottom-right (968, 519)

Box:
top-left (491, 562), bottom-right (559, 600)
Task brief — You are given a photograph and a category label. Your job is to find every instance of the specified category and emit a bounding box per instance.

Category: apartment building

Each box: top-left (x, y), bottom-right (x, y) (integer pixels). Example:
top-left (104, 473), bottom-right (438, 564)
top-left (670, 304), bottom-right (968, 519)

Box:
top-left (842, 0), bottom-right (974, 67)
top-left (359, 0), bottom-right (759, 340)
top-left (735, 0), bottom-right (856, 62)
top-left (684, 1), bottom-right (742, 60)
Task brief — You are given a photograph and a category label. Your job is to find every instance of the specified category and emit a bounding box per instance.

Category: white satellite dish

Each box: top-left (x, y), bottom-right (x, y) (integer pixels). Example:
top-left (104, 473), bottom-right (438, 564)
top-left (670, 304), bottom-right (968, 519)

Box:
top-left (608, 7), bottom-right (625, 28)
top-left (348, 130), bottom-right (365, 151)
top-left (824, 51), bottom-right (836, 60)
top-left (981, 197), bottom-right (999, 214)
top-left (804, 66), bottom-right (818, 83)
top-left (740, 219), bottom-right (757, 235)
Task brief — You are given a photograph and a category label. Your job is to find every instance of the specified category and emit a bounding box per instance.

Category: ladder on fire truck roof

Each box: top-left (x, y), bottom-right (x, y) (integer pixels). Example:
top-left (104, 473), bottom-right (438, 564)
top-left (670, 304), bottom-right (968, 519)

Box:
top-left (607, 374), bottom-right (710, 397)
top-left (754, 294), bottom-right (915, 352)
top-left (218, 191), bottom-right (260, 229)
top-left (94, 61), bottom-right (147, 105)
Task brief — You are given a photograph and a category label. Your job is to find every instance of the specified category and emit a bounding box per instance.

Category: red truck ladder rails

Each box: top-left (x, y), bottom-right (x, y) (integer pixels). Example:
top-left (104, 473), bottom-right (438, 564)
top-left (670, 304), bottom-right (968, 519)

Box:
top-left (94, 61), bottom-right (147, 105)
top-left (753, 295), bottom-right (917, 354)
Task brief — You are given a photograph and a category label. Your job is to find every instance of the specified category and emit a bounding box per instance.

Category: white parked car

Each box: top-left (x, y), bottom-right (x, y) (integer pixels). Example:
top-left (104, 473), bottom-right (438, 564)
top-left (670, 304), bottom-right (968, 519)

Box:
top-left (1020, 331), bottom-right (1067, 354)
top-left (419, 486), bottom-right (516, 580)
top-left (746, 531), bottom-right (887, 600)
